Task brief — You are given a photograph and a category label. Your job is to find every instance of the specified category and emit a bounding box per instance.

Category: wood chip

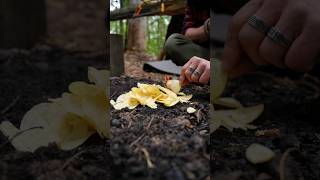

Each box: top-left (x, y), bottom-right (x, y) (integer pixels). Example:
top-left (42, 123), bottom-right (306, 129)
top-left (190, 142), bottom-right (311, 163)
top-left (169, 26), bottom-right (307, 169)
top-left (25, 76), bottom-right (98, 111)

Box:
top-left (255, 128), bottom-right (280, 137)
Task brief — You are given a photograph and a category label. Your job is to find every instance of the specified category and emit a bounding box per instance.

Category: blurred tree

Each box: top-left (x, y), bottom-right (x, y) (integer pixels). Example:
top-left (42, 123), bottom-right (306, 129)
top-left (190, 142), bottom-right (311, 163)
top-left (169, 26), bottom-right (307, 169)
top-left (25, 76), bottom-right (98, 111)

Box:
top-left (127, 0), bottom-right (146, 51)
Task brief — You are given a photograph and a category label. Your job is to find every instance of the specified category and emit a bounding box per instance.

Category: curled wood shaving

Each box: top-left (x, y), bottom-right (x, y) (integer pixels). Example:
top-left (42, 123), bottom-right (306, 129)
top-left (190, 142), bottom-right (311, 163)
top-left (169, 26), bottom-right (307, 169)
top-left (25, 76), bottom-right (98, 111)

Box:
top-left (140, 147), bottom-right (155, 168)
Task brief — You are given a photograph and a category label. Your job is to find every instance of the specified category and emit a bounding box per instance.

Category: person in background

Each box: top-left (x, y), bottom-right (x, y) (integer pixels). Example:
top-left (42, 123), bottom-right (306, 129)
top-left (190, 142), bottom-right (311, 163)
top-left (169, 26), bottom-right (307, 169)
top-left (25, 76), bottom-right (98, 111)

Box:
top-left (164, 0), bottom-right (211, 85)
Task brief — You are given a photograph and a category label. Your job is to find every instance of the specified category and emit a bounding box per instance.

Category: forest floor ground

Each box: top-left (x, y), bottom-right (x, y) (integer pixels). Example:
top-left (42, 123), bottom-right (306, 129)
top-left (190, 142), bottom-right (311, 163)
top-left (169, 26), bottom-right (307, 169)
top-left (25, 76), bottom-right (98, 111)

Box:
top-left (123, 50), bottom-right (165, 81)
top-left (0, 46), bottom-right (109, 180)
top-left (211, 69), bottom-right (320, 180)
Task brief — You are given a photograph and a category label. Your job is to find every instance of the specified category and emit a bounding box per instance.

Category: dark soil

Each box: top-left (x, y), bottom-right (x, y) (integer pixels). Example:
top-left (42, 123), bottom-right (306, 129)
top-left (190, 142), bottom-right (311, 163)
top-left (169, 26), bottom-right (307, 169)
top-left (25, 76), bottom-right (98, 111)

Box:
top-left (211, 70), bottom-right (320, 180)
top-left (0, 46), bottom-right (109, 180)
top-left (110, 77), bottom-right (210, 180)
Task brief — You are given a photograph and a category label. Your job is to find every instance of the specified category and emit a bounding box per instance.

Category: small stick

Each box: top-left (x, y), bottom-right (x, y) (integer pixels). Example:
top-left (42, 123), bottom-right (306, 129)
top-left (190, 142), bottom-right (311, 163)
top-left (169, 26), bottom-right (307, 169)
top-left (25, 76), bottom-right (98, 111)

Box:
top-left (1, 96), bottom-right (20, 115)
top-left (279, 148), bottom-right (297, 180)
top-left (129, 133), bottom-right (145, 147)
top-left (126, 110), bottom-right (136, 128)
top-left (140, 147), bottom-right (155, 168)
top-left (146, 117), bottom-right (154, 130)
top-left (127, 119), bottom-right (133, 128)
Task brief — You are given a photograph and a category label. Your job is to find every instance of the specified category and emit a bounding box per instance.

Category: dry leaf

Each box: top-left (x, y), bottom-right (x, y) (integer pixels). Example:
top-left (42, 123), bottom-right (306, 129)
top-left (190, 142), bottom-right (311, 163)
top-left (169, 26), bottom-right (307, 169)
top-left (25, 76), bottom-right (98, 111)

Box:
top-left (111, 83), bottom-right (192, 110)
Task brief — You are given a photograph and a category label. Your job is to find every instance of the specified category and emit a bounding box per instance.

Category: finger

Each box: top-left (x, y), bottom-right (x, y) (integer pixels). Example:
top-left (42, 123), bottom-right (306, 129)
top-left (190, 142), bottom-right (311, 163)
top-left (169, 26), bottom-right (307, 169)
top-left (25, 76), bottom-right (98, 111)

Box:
top-left (222, 0), bottom-right (263, 72)
top-left (259, 7), bottom-right (303, 68)
top-left (180, 59), bottom-right (193, 84)
top-left (180, 74), bottom-right (186, 86)
top-left (185, 62), bottom-right (199, 82)
top-left (191, 63), bottom-right (205, 83)
top-left (180, 60), bottom-right (193, 76)
top-left (285, 29), bottom-right (320, 72)
top-left (239, 0), bottom-right (284, 65)
top-left (199, 66), bottom-right (210, 84)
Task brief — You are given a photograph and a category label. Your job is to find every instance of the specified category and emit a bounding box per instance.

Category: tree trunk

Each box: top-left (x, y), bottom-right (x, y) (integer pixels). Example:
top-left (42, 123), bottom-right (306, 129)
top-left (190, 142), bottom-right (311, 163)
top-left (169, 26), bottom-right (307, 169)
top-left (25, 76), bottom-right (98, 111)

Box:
top-left (126, 0), bottom-right (146, 51)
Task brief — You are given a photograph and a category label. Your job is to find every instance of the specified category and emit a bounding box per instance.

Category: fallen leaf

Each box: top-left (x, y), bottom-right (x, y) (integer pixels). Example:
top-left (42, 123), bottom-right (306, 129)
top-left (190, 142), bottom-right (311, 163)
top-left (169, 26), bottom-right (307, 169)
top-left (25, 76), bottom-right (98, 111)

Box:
top-left (111, 83), bottom-right (192, 110)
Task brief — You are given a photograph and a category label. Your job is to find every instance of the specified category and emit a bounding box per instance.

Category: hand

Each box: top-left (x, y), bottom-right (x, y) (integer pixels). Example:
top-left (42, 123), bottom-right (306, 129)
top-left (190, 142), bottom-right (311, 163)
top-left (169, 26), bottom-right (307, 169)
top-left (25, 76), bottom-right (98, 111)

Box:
top-left (185, 18), bottom-right (210, 43)
top-left (222, 0), bottom-right (320, 77)
top-left (180, 56), bottom-right (210, 85)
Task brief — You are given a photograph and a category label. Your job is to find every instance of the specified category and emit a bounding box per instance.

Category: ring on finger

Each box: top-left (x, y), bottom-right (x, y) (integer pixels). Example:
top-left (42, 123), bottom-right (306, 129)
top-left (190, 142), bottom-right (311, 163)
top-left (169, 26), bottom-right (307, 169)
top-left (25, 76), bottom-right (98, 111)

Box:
top-left (193, 70), bottom-right (202, 77)
top-left (267, 27), bottom-right (293, 48)
top-left (247, 16), bottom-right (270, 35)
top-left (187, 66), bottom-right (196, 73)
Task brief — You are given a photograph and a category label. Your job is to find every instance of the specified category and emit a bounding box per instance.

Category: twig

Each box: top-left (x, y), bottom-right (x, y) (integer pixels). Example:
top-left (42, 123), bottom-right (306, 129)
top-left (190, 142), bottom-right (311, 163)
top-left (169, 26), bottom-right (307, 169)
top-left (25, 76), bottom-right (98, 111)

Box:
top-left (61, 150), bottom-right (86, 170)
top-left (129, 133), bottom-right (145, 147)
top-left (140, 147), bottom-right (155, 168)
top-left (126, 110), bottom-right (136, 128)
top-left (1, 96), bottom-right (20, 115)
top-left (146, 117), bottom-right (154, 130)
top-left (127, 119), bottom-right (133, 128)
top-left (279, 148), bottom-right (298, 180)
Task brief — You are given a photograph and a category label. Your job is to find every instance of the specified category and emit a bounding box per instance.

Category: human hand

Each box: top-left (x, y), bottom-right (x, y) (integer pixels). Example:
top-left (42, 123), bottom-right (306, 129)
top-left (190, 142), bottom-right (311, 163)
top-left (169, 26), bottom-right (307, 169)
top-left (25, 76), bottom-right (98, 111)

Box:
top-left (222, 0), bottom-right (320, 77)
top-left (180, 56), bottom-right (210, 85)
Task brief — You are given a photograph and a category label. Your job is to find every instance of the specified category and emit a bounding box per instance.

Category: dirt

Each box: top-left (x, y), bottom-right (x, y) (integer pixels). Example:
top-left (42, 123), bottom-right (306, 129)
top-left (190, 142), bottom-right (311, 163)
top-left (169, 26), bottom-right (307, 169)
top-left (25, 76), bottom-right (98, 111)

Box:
top-left (46, 0), bottom-right (106, 54)
top-left (211, 69), bottom-right (320, 180)
top-left (110, 77), bottom-right (210, 180)
top-left (0, 45), bottom-right (109, 180)
top-left (124, 51), bottom-right (166, 81)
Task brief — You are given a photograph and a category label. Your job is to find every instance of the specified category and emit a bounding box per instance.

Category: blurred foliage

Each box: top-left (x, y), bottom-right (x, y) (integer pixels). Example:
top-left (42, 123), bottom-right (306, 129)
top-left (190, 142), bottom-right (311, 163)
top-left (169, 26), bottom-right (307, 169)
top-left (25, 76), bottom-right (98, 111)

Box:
top-left (110, 0), bottom-right (171, 56)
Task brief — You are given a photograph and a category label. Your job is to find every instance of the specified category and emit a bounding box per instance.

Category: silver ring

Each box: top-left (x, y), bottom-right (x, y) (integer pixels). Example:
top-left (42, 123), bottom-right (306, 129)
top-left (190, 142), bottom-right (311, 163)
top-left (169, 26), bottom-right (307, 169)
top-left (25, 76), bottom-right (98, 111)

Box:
top-left (247, 16), bottom-right (270, 35)
top-left (187, 66), bottom-right (195, 73)
top-left (193, 70), bottom-right (202, 77)
top-left (267, 28), bottom-right (293, 48)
